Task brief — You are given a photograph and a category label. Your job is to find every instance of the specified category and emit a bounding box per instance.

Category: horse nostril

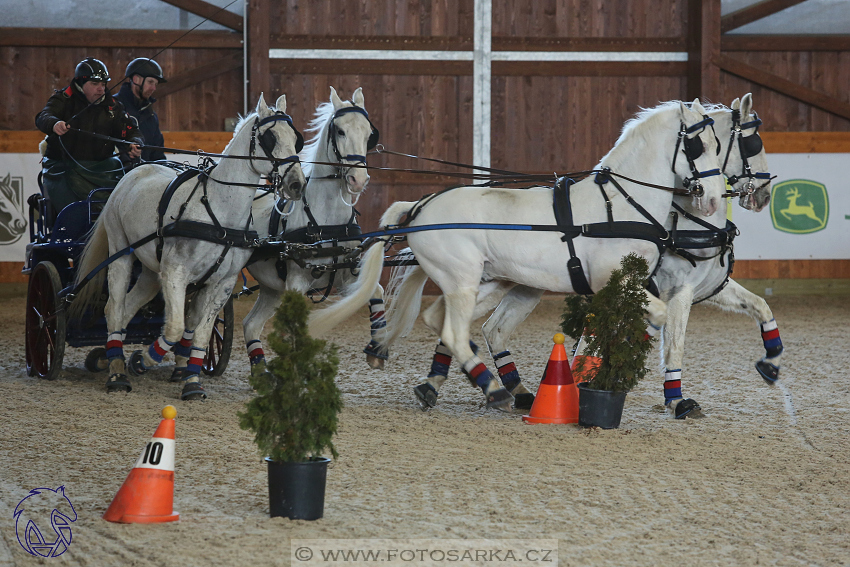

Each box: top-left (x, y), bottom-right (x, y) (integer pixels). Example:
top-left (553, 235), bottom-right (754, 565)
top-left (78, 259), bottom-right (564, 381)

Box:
top-left (289, 181), bottom-right (302, 194)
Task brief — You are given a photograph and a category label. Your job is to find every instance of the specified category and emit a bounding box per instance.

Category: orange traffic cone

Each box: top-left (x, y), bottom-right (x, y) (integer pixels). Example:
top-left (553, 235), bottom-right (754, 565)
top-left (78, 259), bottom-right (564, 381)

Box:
top-left (570, 334), bottom-right (601, 384)
top-left (103, 406), bottom-right (180, 524)
top-left (523, 333), bottom-right (579, 424)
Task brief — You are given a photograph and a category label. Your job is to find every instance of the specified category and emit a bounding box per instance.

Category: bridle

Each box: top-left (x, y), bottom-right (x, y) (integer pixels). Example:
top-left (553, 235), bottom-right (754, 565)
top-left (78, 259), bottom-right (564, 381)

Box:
top-left (324, 104), bottom-right (380, 207)
top-left (721, 109), bottom-right (774, 199)
top-left (249, 111), bottom-right (304, 198)
top-left (671, 115), bottom-right (723, 204)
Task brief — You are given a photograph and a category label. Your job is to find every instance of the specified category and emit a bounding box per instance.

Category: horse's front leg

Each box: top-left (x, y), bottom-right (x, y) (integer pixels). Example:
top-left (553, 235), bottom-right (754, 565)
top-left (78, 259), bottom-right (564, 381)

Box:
top-left (706, 278), bottom-right (783, 384)
top-left (177, 278), bottom-right (234, 401)
top-left (660, 285), bottom-right (703, 419)
top-left (242, 283), bottom-right (283, 379)
top-left (481, 285), bottom-right (545, 410)
top-left (363, 283), bottom-right (388, 370)
top-left (441, 286), bottom-right (513, 411)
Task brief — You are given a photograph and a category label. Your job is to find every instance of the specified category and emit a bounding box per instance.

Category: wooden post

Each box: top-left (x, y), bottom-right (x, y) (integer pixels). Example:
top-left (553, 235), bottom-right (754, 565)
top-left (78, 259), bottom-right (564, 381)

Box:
top-left (247, 0), bottom-right (269, 108)
top-left (687, 0), bottom-right (721, 102)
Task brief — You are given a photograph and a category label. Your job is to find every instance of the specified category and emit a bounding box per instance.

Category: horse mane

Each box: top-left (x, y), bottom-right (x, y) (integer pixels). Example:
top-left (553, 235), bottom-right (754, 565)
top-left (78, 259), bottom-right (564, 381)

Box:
top-left (222, 111), bottom-right (256, 155)
top-left (300, 101), bottom-right (339, 178)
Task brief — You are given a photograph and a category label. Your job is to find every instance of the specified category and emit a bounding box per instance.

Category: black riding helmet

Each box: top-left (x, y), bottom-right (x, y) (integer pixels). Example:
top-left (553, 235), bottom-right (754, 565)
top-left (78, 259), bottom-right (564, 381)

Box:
top-left (74, 58), bottom-right (110, 84)
top-left (125, 58), bottom-right (167, 83)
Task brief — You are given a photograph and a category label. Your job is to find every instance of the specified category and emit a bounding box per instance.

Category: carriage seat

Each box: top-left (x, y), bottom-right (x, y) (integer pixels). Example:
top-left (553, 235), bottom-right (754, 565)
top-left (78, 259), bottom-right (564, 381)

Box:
top-left (50, 201), bottom-right (93, 243)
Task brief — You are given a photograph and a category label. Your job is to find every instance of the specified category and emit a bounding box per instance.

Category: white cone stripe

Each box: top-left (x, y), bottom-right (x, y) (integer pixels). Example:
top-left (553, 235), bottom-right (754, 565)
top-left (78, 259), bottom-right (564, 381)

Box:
top-left (133, 437), bottom-right (175, 471)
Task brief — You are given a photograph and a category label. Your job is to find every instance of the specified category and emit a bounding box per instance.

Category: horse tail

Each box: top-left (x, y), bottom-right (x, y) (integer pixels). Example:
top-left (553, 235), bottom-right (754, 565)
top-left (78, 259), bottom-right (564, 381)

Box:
top-left (67, 215), bottom-right (109, 322)
top-left (308, 241), bottom-right (385, 338)
top-left (378, 261), bottom-right (429, 353)
top-left (379, 201), bottom-right (417, 228)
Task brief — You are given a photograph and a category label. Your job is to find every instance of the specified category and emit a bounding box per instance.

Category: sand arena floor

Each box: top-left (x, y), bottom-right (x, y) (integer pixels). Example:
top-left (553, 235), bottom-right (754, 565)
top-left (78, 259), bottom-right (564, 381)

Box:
top-left (0, 293), bottom-right (848, 566)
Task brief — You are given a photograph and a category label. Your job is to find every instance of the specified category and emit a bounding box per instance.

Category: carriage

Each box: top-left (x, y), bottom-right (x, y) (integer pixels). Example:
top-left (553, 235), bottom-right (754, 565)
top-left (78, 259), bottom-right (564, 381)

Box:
top-left (22, 178), bottom-right (234, 381)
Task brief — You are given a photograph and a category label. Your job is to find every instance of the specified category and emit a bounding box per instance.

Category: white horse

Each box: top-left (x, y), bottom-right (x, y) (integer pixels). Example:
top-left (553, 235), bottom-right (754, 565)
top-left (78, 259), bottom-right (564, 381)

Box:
top-left (409, 94), bottom-right (781, 417)
top-left (72, 94), bottom-right (307, 400)
top-left (235, 87), bottom-right (384, 379)
top-left (310, 99), bottom-right (730, 411)
top-left (0, 173), bottom-right (27, 241)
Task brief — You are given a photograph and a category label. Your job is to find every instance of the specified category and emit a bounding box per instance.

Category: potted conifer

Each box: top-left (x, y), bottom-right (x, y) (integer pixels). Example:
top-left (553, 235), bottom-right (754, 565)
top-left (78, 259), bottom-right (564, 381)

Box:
top-left (238, 290), bottom-right (342, 520)
top-left (561, 253), bottom-right (655, 429)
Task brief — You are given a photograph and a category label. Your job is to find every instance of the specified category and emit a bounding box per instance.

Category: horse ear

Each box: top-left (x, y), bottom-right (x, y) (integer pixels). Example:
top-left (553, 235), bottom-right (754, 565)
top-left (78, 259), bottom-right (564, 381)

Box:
top-left (330, 86), bottom-right (344, 110)
top-left (352, 87), bottom-right (364, 107)
top-left (275, 94), bottom-right (287, 113)
top-left (255, 93), bottom-right (270, 116)
top-left (690, 98), bottom-right (706, 115)
top-left (730, 97), bottom-right (741, 111)
top-left (741, 93), bottom-right (753, 118)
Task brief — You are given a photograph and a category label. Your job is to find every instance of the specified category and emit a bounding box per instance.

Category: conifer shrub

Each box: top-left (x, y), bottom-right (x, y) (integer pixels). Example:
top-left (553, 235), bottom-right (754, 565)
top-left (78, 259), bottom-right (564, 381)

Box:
top-left (239, 291), bottom-right (342, 462)
top-left (561, 253), bottom-right (655, 392)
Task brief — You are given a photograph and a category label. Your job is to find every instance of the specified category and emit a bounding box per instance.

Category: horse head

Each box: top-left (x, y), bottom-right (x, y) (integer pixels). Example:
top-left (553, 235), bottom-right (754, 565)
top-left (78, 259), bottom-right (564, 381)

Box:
top-left (252, 93), bottom-right (307, 201)
top-left (328, 86), bottom-right (375, 203)
top-left (676, 98), bottom-right (727, 217)
top-left (729, 93), bottom-right (772, 212)
top-left (0, 174), bottom-right (26, 239)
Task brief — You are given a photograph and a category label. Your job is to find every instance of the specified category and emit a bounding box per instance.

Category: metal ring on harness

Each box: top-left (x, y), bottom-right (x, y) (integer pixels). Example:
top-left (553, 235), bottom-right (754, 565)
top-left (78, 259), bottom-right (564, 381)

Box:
top-left (274, 198), bottom-right (296, 217)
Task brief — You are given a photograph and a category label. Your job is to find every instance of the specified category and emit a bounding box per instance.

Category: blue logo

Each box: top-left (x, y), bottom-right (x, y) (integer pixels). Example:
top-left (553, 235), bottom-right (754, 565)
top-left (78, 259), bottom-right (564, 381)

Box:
top-left (13, 486), bottom-right (77, 558)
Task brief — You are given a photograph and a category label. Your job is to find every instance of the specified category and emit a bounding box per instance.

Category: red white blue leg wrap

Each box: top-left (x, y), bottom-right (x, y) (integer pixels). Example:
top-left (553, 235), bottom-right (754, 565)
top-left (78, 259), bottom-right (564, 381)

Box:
top-left (106, 330), bottom-right (125, 361)
top-left (493, 351), bottom-right (520, 391)
top-left (247, 340), bottom-right (265, 366)
top-left (664, 369), bottom-right (683, 406)
top-left (760, 319), bottom-right (783, 358)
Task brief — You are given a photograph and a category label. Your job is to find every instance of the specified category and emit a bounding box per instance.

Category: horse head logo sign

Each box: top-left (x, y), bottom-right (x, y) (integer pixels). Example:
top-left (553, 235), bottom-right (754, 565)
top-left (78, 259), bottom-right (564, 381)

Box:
top-left (13, 486), bottom-right (78, 558)
top-left (770, 179), bottom-right (829, 234)
top-left (0, 173), bottom-right (27, 244)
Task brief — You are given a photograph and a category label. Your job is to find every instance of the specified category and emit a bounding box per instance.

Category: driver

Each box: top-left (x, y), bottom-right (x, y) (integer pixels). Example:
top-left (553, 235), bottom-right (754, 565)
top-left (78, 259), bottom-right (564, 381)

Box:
top-left (35, 57), bottom-right (142, 216)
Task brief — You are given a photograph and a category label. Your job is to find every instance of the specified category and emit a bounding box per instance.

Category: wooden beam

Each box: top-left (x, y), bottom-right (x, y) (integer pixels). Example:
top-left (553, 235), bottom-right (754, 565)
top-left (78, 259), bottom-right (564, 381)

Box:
top-left (722, 34), bottom-right (850, 51)
top-left (761, 131), bottom-right (850, 153)
top-left (270, 59), bottom-right (472, 76)
top-left (155, 52), bottom-right (242, 98)
top-left (248, 0), bottom-right (269, 105)
top-left (688, 0), bottom-right (721, 100)
top-left (493, 61), bottom-right (687, 77)
top-left (0, 27), bottom-right (242, 49)
top-left (269, 34), bottom-right (686, 52)
top-left (717, 54), bottom-right (850, 121)
top-left (158, 0), bottom-right (243, 32)
top-left (721, 0), bottom-right (808, 34)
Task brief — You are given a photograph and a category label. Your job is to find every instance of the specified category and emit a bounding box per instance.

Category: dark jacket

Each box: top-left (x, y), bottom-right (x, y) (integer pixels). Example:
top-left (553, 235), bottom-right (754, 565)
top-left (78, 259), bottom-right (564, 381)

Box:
top-left (113, 82), bottom-right (166, 162)
top-left (36, 82), bottom-right (142, 162)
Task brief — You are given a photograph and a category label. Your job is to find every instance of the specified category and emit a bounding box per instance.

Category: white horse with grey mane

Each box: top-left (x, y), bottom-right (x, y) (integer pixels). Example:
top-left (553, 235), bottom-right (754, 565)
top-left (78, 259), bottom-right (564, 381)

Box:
top-left (71, 94), bottom-right (306, 400)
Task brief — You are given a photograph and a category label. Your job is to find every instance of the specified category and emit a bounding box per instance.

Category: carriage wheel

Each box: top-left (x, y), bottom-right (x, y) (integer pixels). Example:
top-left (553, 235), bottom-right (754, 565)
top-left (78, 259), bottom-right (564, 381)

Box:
top-left (202, 296), bottom-right (234, 376)
top-left (25, 262), bottom-right (67, 380)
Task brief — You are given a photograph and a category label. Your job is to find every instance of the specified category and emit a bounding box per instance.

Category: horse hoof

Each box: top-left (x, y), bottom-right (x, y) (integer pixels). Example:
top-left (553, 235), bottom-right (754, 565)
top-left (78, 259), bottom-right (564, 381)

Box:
top-left (85, 348), bottom-right (108, 373)
top-left (756, 359), bottom-right (780, 385)
top-left (106, 373), bottom-right (132, 393)
top-left (127, 350), bottom-right (147, 376)
top-left (513, 393), bottom-right (535, 411)
top-left (485, 388), bottom-right (514, 411)
top-left (181, 381), bottom-right (207, 401)
top-left (169, 367), bottom-right (187, 383)
top-left (366, 354), bottom-right (385, 370)
top-left (414, 383), bottom-right (438, 410)
top-left (674, 398), bottom-right (702, 419)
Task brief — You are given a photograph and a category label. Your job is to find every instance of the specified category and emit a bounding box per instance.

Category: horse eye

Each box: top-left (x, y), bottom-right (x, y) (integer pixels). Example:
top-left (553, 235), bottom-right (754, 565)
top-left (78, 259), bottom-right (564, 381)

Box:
top-left (337, 129), bottom-right (346, 137)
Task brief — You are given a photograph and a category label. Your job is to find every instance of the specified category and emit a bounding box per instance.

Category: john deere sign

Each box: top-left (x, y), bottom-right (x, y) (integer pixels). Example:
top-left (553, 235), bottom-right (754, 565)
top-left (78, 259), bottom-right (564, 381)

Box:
top-left (770, 179), bottom-right (829, 234)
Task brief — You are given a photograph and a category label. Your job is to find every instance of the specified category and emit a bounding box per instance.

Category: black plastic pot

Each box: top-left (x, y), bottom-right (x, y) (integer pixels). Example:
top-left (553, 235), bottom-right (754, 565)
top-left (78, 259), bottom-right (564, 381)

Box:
top-left (577, 383), bottom-right (628, 429)
top-left (265, 457), bottom-right (330, 520)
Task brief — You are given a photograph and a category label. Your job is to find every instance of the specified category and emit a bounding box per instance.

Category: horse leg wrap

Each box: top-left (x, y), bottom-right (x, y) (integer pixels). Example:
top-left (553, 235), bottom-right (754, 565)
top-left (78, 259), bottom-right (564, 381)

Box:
top-left (106, 331), bottom-right (125, 362)
top-left (428, 341), bottom-right (453, 381)
top-left (143, 336), bottom-right (175, 368)
top-left (493, 350), bottom-right (521, 392)
top-left (663, 370), bottom-right (683, 407)
top-left (247, 339), bottom-right (265, 366)
top-left (185, 347), bottom-right (206, 377)
top-left (363, 299), bottom-right (389, 360)
top-left (173, 329), bottom-right (195, 364)
top-left (463, 358), bottom-right (496, 392)
top-left (645, 320), bottom-right (662, 338)
top-left (760, 319), bottom-right (784, 359)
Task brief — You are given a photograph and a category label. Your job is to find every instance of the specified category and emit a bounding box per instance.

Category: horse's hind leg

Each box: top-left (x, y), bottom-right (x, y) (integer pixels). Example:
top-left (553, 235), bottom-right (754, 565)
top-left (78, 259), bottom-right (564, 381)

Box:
top-left (363, 284), bottom-right (388, 370)
top-left (661, 285), bottom-right (703, 419)
top-left (104, 255), bottom-right (134, 393)
top-left (482, 285), bottom-right (545, 410)
top-left (706, 278), bottom-right (783, 384)
top-left (441, 287), bottom-right (513, 411)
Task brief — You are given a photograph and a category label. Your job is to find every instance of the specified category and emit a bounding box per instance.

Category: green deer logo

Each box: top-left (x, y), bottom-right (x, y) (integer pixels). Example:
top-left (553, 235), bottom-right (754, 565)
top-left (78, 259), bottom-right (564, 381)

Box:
top-left (770, 180), bottom-right (828, 234)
